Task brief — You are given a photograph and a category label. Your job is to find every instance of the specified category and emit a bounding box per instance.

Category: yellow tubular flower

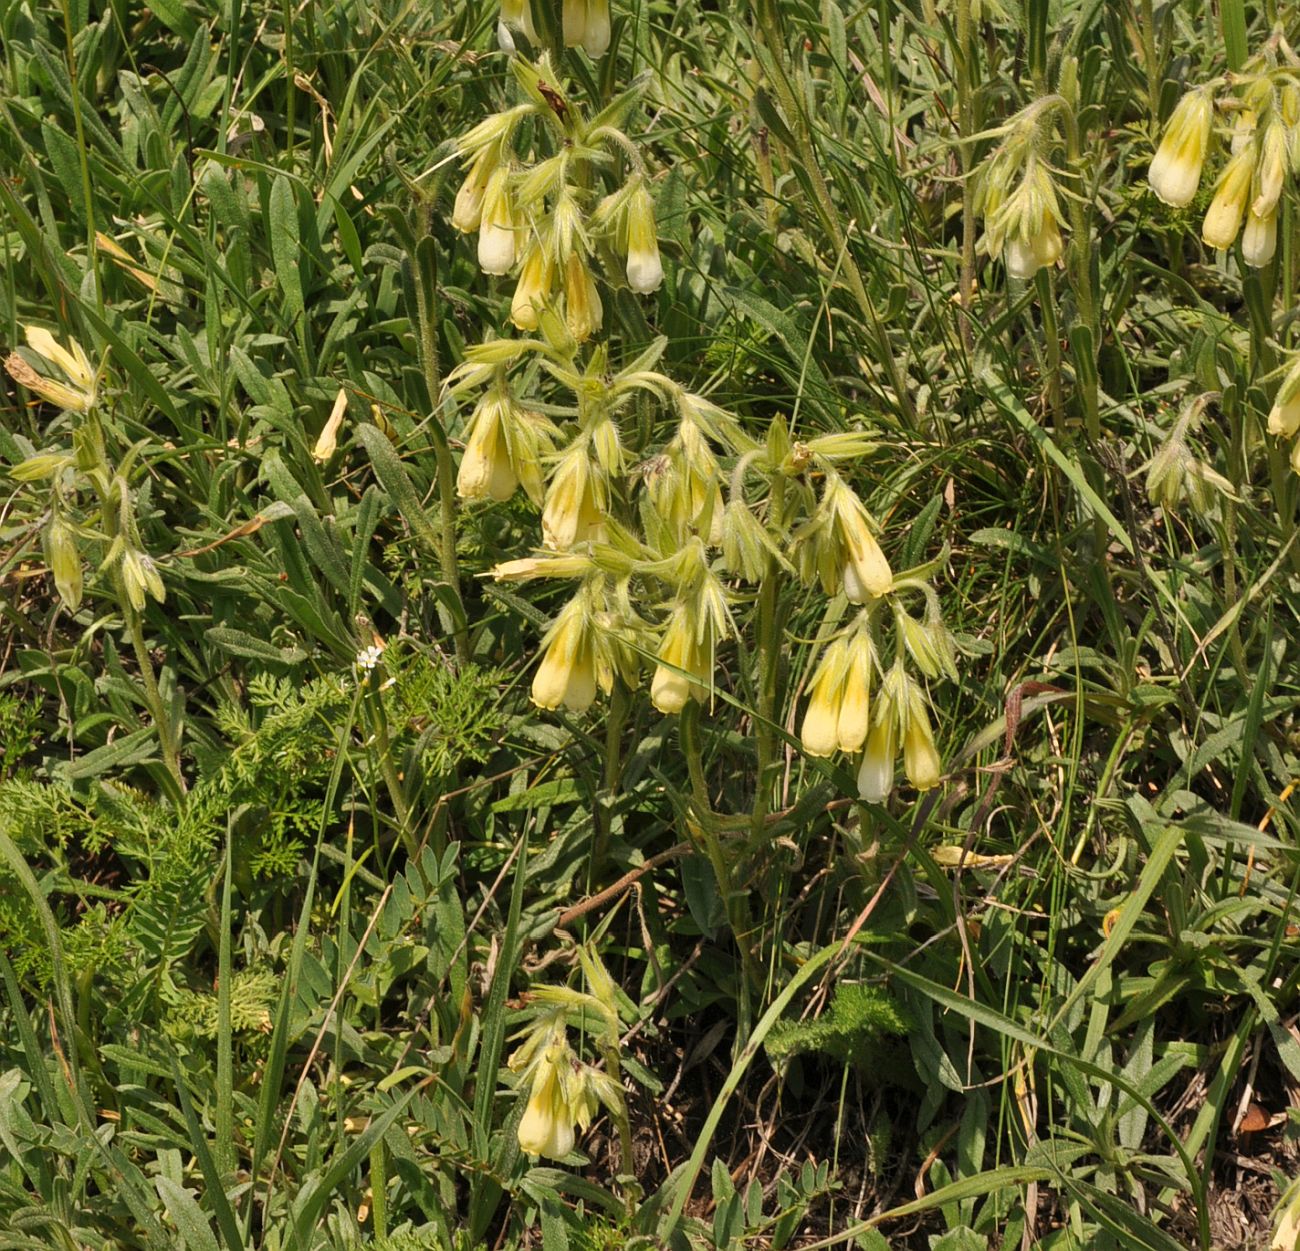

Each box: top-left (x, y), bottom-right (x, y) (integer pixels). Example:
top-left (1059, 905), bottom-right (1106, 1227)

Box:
top-left (1148, 89), bottom-right (1214, 208)
top-left (833, 484), bottom-right (892, 602)
top-left (532, 593), bottom-right (599, 712)
top-left (625, 182), bottom-right (664, 294)
top-left (564, 252), bottom-right (603, 343)
top-left (836, 633), bottom-right (872, 753)
top-left (543, 444), bottom-right (606, 550)
top-left (561, 0), bottom-right (586, 47)
top-left (452, 147), bottom-right (497, 234)
top-left (517, 1040), bottom-right (577, 1159)
top-left (901, 686), bottom-right (942, 791)
top-left (1241, 206), bottom-right (1278, 269)
top-left (1004, 211), bottom-right (1063, 281)
top-left (1270, 357), bottom-right (1300, 437)
top-left (24, 327), bottom-right (94, 393)
top-left (651, 606), bottom-right (708, 714)
top-left (801, 637), bottom-right (848, 757)
top-left (857, 713), bottom-right (897, 804)
top-left (511, 243), bottom-right (553, 331)
top-left (7, 327), bottom-right (97, 413)
top-left (313, 388), bottom-right (348, 463)
top-left (477, 167), bottom-right (517, 275)
top-left (582, 0), bottom-right (611, 56)
top-left (857, 667), bottom-right (902, 802)
top-left (1202, 146), bottom-right (1255, 250)
top-left (1254, 119), bottom-right (1288, 217)
top-left (457, 392), bottom-right (519, 502)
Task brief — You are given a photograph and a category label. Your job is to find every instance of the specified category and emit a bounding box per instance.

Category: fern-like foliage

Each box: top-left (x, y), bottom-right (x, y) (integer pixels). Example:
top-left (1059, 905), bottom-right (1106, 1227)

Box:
top-left (765, 984), bottom-right (911, 1068)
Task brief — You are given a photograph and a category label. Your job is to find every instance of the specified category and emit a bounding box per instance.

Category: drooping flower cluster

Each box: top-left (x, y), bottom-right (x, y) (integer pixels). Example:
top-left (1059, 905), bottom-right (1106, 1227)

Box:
top-left (799, 573), bottom-right (956, 799)
top-left (448, 57), bottom-right (662, 355)
top-left (499, 0), bottom-right (613, 59)
top-left (1145, 392), bottom-right (1235, 513)
top-left (6, 326), bottom-right (165, 616)
top-left (508, 947), bottom-right (630, 1162)
top-left (448, 58), bottom-right (955, 803)
top-left (974, 105), bottom-right (1067, 281)
top-left (1148, 51), bottom-right (1300, 268)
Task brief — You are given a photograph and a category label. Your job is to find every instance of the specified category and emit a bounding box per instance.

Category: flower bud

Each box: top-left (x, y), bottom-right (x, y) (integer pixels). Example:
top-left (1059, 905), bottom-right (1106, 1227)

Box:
top-left (625, 182), bottom-right (663, 294)
top-left (1145, 433), bottom-right (1189, 510)
top-left (1148, 89), bottom-right (1214, 208)
top-left (313, 388), bottom-right (348, 462)
top-left (1202, 146), bottom-right (1255, 250)
top-left (8, 451), bottom-right (72, 481)
top-left (120, 547), bottom-right (164, 611)
top-left (1254, 118), bottom-right (1289, 217)
top-left (897, 607), bottom-right (942, 679)
top-left (720, 496), bottom-right (785, 582)
top-left (490, 554), bottom-right (594, 581)
top-left (45, 517), bottom-right (83, 611)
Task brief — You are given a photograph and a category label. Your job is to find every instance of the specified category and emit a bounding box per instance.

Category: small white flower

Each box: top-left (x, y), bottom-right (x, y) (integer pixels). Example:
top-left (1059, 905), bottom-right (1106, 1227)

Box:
top-left (356, 644), bottom-right (385, 673)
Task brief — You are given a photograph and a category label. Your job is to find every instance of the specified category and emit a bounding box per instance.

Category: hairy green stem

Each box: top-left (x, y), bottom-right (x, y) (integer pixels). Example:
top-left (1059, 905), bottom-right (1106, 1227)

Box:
top-left (679, 701), bottom-right (757, 1035)
top-left (121, 593), bottom-right (183, 792)
top-left (1060, 105), bottom-right (1101, 444)
top-left (415, 204), bottom-right (470, 665)
top-left (751, 474), bottom-right (787, 841)
top-left (591, 679), bottom-right (629, 879)
top-left (1139, 0), bottom-right (1161, 119)
top-left (956, 0), bottom-right (976, 355)
top-left (596, 1037), bottom-right (640, 1213)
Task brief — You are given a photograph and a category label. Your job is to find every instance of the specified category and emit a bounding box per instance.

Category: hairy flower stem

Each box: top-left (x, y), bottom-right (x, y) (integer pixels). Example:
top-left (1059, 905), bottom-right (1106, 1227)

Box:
top-left (1140, 0), bottom-right (1162, 119)
top-left (955, 0), bottom-right (976, 354)
top-left (414, 204), bottom-right (470, 666)
top-left (1061, 105), bottom-right (1100, 445)
top-left (753, 0), bottom-right (915, 424)
top-left (1035, 270), bottom-right (1067, 436)
top-left (751, 476), bottom-right (787, 841)
top-left (362, 688), bottom-right (417, 858)
top-left (591, 679), bottom-right (629, 880)
top-left (595, 1037), bottom-right (640, 1214)
top-left (679, 701), bottom-right (757, 1037)
top-left (116, 578), bottom-right (184, 795)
